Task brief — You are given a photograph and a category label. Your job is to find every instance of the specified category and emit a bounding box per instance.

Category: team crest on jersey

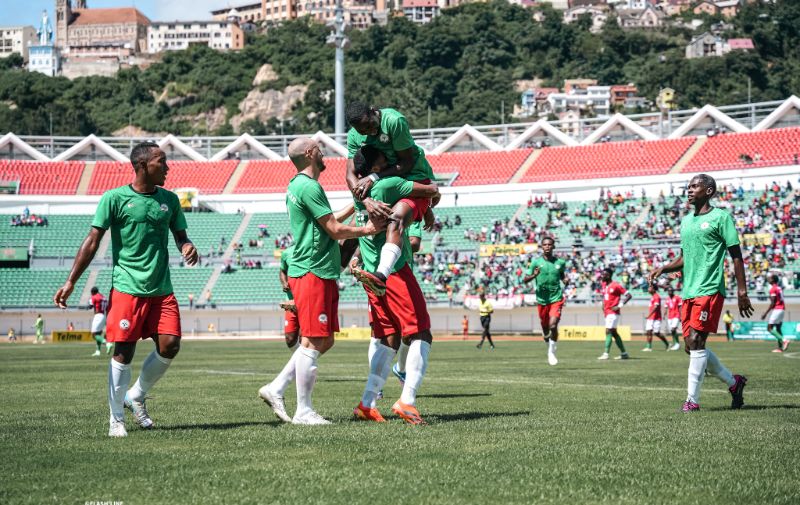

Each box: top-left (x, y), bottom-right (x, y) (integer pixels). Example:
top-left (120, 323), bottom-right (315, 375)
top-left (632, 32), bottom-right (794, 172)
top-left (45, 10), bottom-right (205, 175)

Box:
top-left (318, 313), bottom-right (328, 324)
top-left (379, 133), bottom-right (390, 143)
top-left (160, 203), bottom-right (169, 212)
top-left (127, 203), bottom-right (134, 208)
top-left (120, 319), bottom-right (130, 330)
top-left (700, 222), bottom-right (710, 229)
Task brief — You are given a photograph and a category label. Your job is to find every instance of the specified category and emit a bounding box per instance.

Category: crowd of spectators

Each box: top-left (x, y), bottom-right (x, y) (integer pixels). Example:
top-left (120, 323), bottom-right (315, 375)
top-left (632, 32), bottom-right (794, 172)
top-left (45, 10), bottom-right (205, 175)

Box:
top-left (9, 207), bottom-right (48, 227)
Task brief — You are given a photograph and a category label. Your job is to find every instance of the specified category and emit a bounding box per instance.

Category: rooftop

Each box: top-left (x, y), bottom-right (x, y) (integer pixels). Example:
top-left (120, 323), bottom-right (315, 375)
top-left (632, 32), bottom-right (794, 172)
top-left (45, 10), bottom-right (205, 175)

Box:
top-left (71, 8), bottom-right (151, 27)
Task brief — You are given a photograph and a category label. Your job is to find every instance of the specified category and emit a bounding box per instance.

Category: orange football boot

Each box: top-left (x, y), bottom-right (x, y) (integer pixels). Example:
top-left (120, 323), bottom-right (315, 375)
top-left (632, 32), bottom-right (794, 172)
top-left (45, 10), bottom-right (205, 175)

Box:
top-left (353, 402), bottom-right (386, 422)
top-left (391, 400), bottom-right (427, 425)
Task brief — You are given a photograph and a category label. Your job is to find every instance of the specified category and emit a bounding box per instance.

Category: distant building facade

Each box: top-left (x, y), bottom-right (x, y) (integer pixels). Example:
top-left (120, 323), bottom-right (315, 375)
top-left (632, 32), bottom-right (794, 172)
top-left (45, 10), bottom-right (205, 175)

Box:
top-left (55, 0), bottom-right (150, 57)
top-left (0, 26), bottom-right (36, 61)
top-left (148, 21), bottom-right (244, 53)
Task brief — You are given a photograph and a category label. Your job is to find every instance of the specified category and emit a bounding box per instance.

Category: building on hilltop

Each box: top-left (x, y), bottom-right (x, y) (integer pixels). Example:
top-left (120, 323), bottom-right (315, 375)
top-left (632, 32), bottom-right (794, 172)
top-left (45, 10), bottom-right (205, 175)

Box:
top-left (563, 5), bottom-right (608, 33)
top-left (55, 0), bottom-right (150, 58)
top-left (147, 21), bottom-right (245, 53)
top-left (210, 0), bottom-right (388, 29)
top-left (0, 26), bottom-right (36, 61)
top-left (685, 31), bottom-right (754, 59)
top-left (616, 3), bottom-right (665, 30)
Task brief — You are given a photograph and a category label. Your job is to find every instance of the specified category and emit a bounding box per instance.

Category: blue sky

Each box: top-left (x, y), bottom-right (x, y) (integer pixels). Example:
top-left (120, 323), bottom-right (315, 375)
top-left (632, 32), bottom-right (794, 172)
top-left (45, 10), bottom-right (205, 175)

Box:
top-left (4, 0), bottom-right (228, 27)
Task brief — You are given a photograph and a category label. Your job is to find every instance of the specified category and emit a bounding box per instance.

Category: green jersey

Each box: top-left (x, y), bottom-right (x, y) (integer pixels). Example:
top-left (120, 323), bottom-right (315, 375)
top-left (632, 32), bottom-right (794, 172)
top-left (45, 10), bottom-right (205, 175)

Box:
top-left (408, 220), bottom-right (422, 240)
top-left (354, 177), bottom-right (414, 272)
top-left (35, 318), bottom-right (43, 332)
top-left (347, 108), bottom-right (434, 182)
top-left (680, 207), bottom-right (739, 299)
top-left (280, 246), bottom-right (294, 300)
top-left (528, 256), bottom-right (566, 305)
top-left (92, 185), bottom-right (186, 297)
top-left (286, 174), bottom-right (340, 279)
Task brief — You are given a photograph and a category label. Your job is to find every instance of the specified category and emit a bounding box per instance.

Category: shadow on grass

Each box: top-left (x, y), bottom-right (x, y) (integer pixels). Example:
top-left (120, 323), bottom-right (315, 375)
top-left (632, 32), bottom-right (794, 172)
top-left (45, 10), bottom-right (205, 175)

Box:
top-left (425, 410), bottom-right (531, 423)
top-left (705, 404), bottom-right (800, 412)
top-left (319, 378), bottom-right (363, 383)
top-left (157, 420), bottom-right (283, 430)
top-left (417, 393), bottom-right (492, 399)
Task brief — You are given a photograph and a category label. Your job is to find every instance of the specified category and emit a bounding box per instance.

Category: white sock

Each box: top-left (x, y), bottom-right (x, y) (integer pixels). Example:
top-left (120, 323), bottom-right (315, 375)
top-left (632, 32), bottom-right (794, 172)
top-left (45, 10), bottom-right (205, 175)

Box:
top-left (368, 338), bottom-right (380, 366)
top-left (397, 341), bottom-right (409, 373)
top-left (548, 340), bottom-right (557, 354)
top-left (362, 343), bottom-right (396, 408)
top-left (270, 347), bottom-right (300, 396)
top-left (295, 346), bottom-right (320, 417)
top-left (108, 360), bottom-right (131, 422)
top-left (705, 349), bottom-right (735, 387)
top-left (687, 349), bottom-right (708, 404)
top-left (400, 340), bottom-right (431, 406)
top-left (376, 243), bottom-right (402, 278)
top-left (127, 351), bottom-right (172, 402)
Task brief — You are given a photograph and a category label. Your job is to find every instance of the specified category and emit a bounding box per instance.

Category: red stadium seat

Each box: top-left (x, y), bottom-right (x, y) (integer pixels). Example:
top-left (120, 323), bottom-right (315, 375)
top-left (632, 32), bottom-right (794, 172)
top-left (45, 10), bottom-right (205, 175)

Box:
top-left (88, 160), bottom-right (238, 194)
top-left (682, 127), bottom-right (800, 173)
top-left (427, 149), bottom-right (532, 186)
top-left (0, 160), bottom-right (85, 195)
top-left (519, 138), bottom-right (696, 182)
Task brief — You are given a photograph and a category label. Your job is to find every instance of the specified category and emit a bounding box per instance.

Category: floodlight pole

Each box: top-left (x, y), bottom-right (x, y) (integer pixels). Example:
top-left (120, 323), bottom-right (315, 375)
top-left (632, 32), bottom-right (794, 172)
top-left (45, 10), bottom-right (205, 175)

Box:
top-left (334, 0), bottom-right (345, 137)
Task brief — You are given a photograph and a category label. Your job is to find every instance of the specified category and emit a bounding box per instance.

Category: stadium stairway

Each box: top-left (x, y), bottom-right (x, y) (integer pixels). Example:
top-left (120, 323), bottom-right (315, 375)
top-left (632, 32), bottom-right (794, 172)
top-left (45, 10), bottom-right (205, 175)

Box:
top-left (622, 202), bottom-right (654, 242)
top-left (669, 136), bottom-right (705, 174)
top-left (509, 149), bottom-right (543, 184)
top-left (200, 212), bottom-right (254, 305)
top-left (75, 162), bottom-right (95, 195)
top-left (222, 160), bottom-right (249, 194)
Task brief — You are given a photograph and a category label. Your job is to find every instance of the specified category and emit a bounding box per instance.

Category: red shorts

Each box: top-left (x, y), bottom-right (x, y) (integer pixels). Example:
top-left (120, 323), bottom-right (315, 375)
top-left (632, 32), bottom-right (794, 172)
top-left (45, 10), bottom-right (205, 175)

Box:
top-left (365, 264), bottom-right (431, 338)
top-left (105, 289), bottom-right (182, 343)
top-left (284, 308), bottom-right (299, 335)
top-left (537, 298), bottom-right (565, 329)
top-left (288, 274), bottom-right (340, 338)
top-left (681, 293), bottom-right (724, 337)
top-left (399, 178), bottom-right (431, 221)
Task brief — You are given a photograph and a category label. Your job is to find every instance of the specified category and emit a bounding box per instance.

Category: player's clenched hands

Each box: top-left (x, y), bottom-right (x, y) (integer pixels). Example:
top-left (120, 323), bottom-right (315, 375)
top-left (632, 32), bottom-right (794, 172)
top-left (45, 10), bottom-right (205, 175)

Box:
top-left (364, 198), bottom-right (392, 220)
top-left (182, 242), bottom-right (199, 266)
top-left (354, 177), bottom-right (375, 201)
top-left (53, 281), bottom-right (74, 309)
top-left (738, 290), bottom-right (754, 319)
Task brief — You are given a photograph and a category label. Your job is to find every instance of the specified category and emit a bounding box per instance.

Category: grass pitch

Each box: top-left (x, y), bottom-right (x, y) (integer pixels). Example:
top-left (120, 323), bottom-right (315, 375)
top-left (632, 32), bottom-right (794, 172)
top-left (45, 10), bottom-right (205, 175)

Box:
top-left (1, 339), bottom-right (798, 505)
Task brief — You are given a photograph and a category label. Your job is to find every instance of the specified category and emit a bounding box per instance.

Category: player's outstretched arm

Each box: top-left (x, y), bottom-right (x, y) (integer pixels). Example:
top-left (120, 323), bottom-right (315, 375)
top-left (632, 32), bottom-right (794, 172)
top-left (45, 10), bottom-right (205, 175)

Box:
top-left (408, 181), bottom-right (439, 199)
top-left (54, 227), bottom-right (105, 308)
top-left (649, 254), bottom-right (684, 283)
top-left (728, 245), bottom-right (753, 318)
top-left (334, 202), bottom-right (356, 223)
top-left (173, 229), bottom-right (198, 266)
top-left (317, 213), bottom-right (385, 241)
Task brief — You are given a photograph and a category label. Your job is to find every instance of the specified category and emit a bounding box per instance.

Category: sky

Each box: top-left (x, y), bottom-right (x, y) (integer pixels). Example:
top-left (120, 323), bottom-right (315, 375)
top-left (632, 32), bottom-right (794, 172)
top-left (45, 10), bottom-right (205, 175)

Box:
top-left (4, 0), bottom-right (230, 27)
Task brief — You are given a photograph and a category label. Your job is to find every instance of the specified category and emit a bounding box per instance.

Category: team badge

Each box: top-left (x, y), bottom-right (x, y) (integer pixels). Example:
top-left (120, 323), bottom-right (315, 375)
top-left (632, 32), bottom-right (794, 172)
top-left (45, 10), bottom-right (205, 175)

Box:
top-left (318, 313), bottom-right (328, 324)
top-left (120, 319), bottom-right (131, 330)
top-left (160, 203), bottom-right (169, 212)
top-left (379, 133), bottom-right (389, 143)
top-left (127, 203), bottom-right (134, 208)
top-left (700, 222), bottom-right (710, 229)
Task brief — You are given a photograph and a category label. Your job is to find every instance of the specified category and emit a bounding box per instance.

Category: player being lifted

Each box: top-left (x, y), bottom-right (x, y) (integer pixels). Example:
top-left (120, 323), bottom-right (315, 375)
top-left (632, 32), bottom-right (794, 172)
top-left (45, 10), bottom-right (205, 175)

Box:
top-left (523, 236), bottom-right (566, 366)
top-left (643, 284), bottom-right (669, 352)
top-left (650, 174), bottom-right (752, 412)
top-left (762, 274), bottom-right (789, 353)
top-left (350, 146), bottom-right (439, 424)
top-left (345, 102), bottom-right (436, 296)
top-left (258, 137), bottom-right (380, 425)
top-left (54, 142), bottom-right (198, 437)
top-left (598, 268), bottom-right (632, 360)
top-left (665, 287), bottom-right (682, 350)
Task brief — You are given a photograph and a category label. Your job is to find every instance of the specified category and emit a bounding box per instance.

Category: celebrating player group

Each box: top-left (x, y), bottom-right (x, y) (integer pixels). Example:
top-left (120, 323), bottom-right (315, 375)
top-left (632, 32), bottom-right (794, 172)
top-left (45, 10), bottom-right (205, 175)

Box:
top-left (54, 102), bottom-right (759, 437)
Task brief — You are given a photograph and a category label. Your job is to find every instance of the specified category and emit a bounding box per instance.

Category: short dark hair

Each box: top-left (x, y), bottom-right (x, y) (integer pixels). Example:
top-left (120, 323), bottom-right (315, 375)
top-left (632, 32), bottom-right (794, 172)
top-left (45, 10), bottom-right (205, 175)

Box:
top-left (770, 274), bottom-right (779, 284)
top-left (692, 173), bottom-right (717, 196)
top-left (353, 145), bottom-right (382, 178)
top-left (130, 141), bottom-right (159, 171)
top-left (541, 236), bottom-right (555, 245)
top-left (346, 101), bottom-right (372, 126)
top-left (603, 267), bottom-right (614, 277)
top-left (90, 287), bottom-right (99, 295)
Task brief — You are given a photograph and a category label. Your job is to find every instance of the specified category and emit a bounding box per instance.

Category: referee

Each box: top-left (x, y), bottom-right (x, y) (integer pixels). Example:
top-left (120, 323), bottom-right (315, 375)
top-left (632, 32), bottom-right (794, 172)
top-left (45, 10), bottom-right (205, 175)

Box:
top-left (477, 293), bottom-right (495, 350)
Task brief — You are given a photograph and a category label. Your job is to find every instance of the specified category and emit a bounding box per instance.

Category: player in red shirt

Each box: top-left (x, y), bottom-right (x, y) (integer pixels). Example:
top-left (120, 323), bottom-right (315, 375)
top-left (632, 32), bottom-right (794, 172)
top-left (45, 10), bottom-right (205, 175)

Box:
top-left (643, 285), bottom-right (669, 352)
top-left (762, 274), bottom-right (788, 352)
top-left (89, 287), bottom-right (113, 356)
top-left (665, 287), bottom-right (682, 351)
top-left (598, 268), bottom-right (632, 360)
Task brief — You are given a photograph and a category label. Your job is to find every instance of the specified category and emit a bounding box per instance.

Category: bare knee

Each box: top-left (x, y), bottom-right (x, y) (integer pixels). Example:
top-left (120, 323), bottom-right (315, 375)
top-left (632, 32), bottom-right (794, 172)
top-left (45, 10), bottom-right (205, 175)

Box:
top-left (157, 335), bottom-right (181, 359)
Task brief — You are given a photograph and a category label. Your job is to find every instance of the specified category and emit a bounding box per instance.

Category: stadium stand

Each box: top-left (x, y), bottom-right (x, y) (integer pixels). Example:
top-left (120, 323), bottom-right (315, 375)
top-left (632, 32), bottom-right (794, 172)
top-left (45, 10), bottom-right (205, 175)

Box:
top-left (0, 160), bottom-right (85, 195)
top-left (682, 127), bottom-right (800, 173)
top-left (427, 149), bottom-right (532, 186)
top-left (88, 160), bottom-right (238, 195)
top-left (232, 160), bottom-right (298, 194)
top-left (183, 213), bottom-right (244, 259)
top-left (0, 214), bottom-right (92, 257)
top-left (519, 138), bottom-right (696, 182)
top-left (0, 269), bottom-right (87, 308)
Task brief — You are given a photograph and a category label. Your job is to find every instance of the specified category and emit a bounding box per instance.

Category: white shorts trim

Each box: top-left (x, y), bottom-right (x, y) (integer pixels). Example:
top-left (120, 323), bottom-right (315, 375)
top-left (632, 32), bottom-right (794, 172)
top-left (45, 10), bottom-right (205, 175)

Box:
top-left (605, 314), bottom-right (619, 329)
top-left (91, 313), bottom-right (106, 333)
top-left (645, 319), bottom-right (662, 333)
top-left (768, 309), bottom-right (784, 325)
top-left (668, 318), bottom-right (680, 331)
